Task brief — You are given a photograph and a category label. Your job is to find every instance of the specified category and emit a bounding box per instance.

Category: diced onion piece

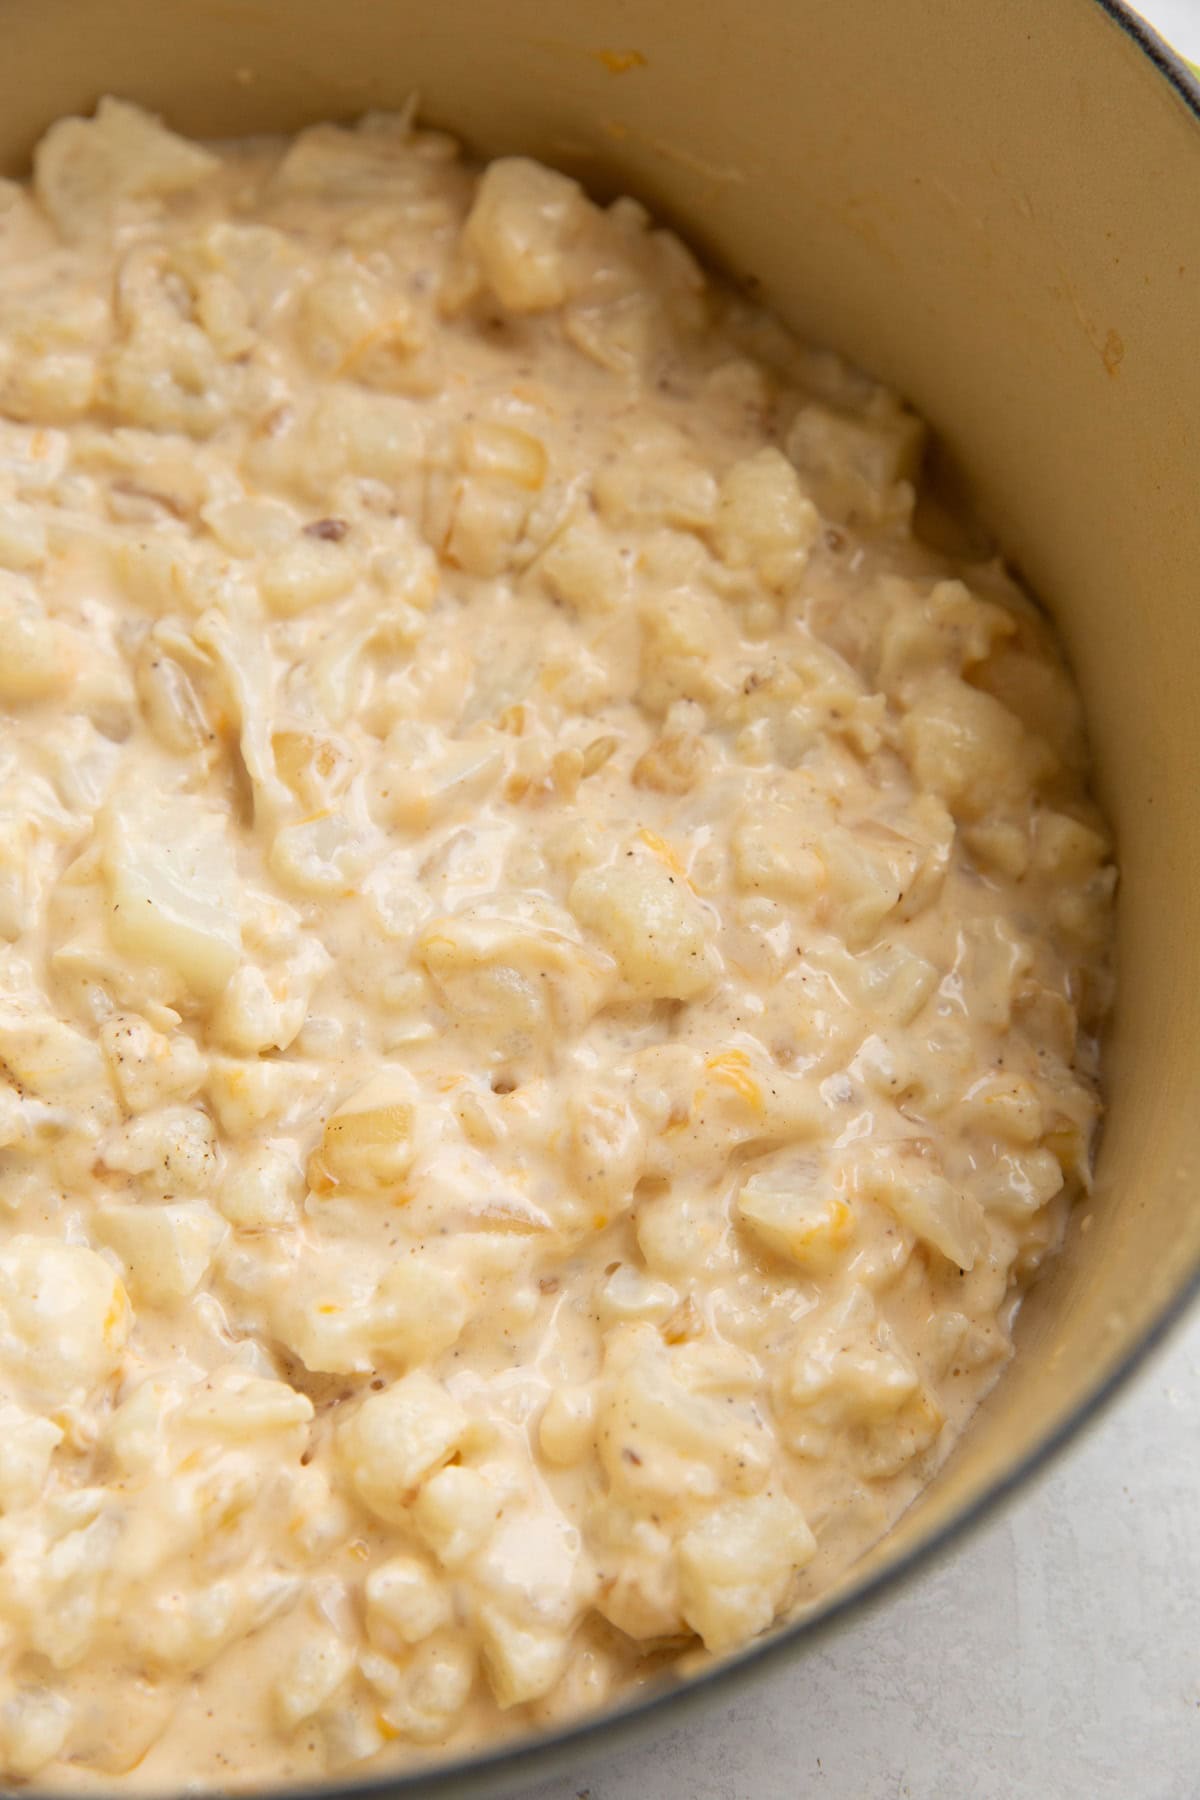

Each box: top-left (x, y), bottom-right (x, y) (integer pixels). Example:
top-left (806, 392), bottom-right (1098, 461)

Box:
top-left (308, 1071), bottom-right (420, 1196)
top-left (736, 1159), bottom-right (854, 1273)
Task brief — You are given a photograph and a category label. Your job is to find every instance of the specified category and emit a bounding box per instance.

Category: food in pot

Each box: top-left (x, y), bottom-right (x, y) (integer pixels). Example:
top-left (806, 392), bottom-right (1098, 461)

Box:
top-left (0, 101), bottom-right (1113, 1787)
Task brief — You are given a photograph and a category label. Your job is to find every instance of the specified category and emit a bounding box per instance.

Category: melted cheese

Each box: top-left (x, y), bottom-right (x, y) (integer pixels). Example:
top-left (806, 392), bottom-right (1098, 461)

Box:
top-left (0, 100), bottom-right (1113, 1789)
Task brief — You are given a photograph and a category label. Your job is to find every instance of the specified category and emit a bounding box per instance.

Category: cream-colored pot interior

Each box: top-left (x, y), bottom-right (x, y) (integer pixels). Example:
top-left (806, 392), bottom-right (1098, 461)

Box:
top-left (3, 0), bottom-right (1198, 1784)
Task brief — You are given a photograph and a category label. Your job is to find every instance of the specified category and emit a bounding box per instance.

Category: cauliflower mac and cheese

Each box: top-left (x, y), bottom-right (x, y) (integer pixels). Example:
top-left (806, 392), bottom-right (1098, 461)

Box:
top-left (0, 101), bottom-right (1114, 1788)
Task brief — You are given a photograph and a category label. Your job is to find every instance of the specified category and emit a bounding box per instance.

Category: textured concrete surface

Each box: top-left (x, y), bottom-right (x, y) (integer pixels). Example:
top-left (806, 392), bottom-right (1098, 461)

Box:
top-left (515, 10), bottom-right (1200, 1792)
top-left (514, 1310), bottom-right (1199, 1799)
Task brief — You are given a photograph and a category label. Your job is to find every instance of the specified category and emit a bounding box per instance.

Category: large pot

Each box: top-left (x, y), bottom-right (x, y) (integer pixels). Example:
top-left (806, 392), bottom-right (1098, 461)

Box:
top-left (4, 2), bottom-right (1198, 1793)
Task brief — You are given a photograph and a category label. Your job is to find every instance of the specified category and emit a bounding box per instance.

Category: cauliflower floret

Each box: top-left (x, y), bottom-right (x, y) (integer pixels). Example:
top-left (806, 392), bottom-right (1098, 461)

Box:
top-left (270, 1247), bottom-right (472, 1377)
top-left (99, 1015), bottom-right (205, 1113)
top-left (736, 1153), bottom-right (855, 1273)
top-left (418, 895), bottom-right (613, 1042)
top-left (271, 386), bottom-right (428, 500)
top-left (337, 1374), bottom-right (468, 1525)
top-left (369, 1257), bottom-right (472, 1368)
top-left (210, 937), bottom-right (331, 1055)
top-left (102, 793), bottom-right (242, 1002)
top-left (0, 1001), bottom-right (116, 1114)
top-left (734, 791), bottom-right (952, 949)
top-left (0, 1689), bottom-right (72, 1778)
top-left (34, 98), bottom-right (218, 241)
top-left (568, 852), bottom-right (718, 1001)
top-left (412, 1464), bottom-right (503, 1569)
top-left (785, 396), bottom-right (924, 524)
top-left (631, 727), bottom-right (708, 795)
top-left (477, 1605), bottom-right (570, 1710)
top-left (539, 508), bottom-right (630, 615)
top-left (563, 1086), bottom-right (645, 1218)
top-left (0, 1405), bottom-right (63, 1512)
top-left (0, 573), bottom-right (72, 703)
top-left (275, 1630), bottom-right (355, 1731)
top-left (259, 534), bottom-right (359, 618)
top-left (592, 433), bottom-right (718, 533)
top-left (298, 255), bottom-right (425, 381)
top-left (216, 1142), bottom-right (303, 1231)
top-left (710, 447), bottom-right (819, 593)
top-left (95, 1202), bottom-right (227, 1306)
top-left (732, 798), bottom-right (827, 903)
top-left (472, 1500), bottom-right (594, 1707)
top-left (851, 1142), bottom-right (987, 1272)
top-left (0, 1239), bottom-right (130, 1405)
top-left (362, 1631), bottom-right (476, 1744)
top-left (876, 576), bottom-right (1016, 695)
top-left (597, 1327), bottom-right (773, 1513)
top-left (780, 1290), bottom-right (944, 1478)
top-left (900, 671), bottom-right (1054, 823)
top-left (461, 157), bottom-right (591, 313)
top-left (205, 1057), bottom-right (324, 1139)
top-left (98, 1104), bottom-right (218, 1194)
top-left (365, 1555), bottom-right (454, 1652)
top-left (637, 587), bottom-right (736, 716)
top-left (677, 1491), bottom-right (816, 1652)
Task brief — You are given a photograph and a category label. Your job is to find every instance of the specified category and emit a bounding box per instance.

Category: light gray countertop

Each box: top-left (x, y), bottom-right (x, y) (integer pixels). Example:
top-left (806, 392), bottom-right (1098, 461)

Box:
top-left (514, 5), bottom-right (1200, 1795)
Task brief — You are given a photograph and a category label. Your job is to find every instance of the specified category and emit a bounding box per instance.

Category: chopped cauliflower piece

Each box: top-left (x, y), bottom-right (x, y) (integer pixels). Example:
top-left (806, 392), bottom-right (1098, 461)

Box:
top-left (0, 1238), bottom-right (130, 1404)
top-left (102, 795), bottom-right (242, 1001)
top-left (99, 1015), bottom-right (206, 1113)
top-left (35, 97), bottom-right (218, 240)
top-left (337, 1374), bottom-right (469, 1525)
top-left (96, 1201), bottom-right (227, 1305)
top-left (365, 1555), bottom-right (454, 1651)
top-left (736, 1155), bottom-right (854, 1273)
top-left (418, 895), bottom-right (612, 1039)
top-left (461, 158), bottom-right (590, 313)
top-left (275, 1630), bottom-right (355, 1730)
top-left (412, 1464), bottom-right (502, 1568)
top-left (0, 1406), bottom-right (63, 1512)
top-left (678, 1492), bottom-right (816, 1651)
top-left (369, 1257), bottom-right (472, 1366)
top-left (568, 854), bottom-right (718, 1001)
top-left (0, 574), bottom-right (72, 703)
top-left (786, 397), bottom-right (924, 522)
top-left (0, 1690), bottom-right (72, 1778)
top-left (710, 447), bottom-right (819, 592)
top-left (782, 1293), bottom-right (945, 1477)
top-left (852, 1144), bottom-right (986, 1272)
top-left (597, 1327), bottom-right (772, 1511)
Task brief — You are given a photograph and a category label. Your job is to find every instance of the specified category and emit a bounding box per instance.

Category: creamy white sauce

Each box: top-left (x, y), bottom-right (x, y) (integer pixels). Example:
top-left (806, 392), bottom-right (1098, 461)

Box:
top-left (0, 100), bottom-right (1113, 1789)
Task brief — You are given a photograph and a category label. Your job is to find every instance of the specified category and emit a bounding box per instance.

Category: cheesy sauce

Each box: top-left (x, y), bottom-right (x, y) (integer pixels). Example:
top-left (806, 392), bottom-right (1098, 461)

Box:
top-left (0, 101), bottom-right (1113, 1787)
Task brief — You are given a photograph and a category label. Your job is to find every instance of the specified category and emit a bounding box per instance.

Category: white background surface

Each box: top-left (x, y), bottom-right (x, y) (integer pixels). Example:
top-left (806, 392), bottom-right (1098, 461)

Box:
top-left (1134, 0), bottom-right (1200, 60)
top-left (513, 4), bottom-right (1200, 1796)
